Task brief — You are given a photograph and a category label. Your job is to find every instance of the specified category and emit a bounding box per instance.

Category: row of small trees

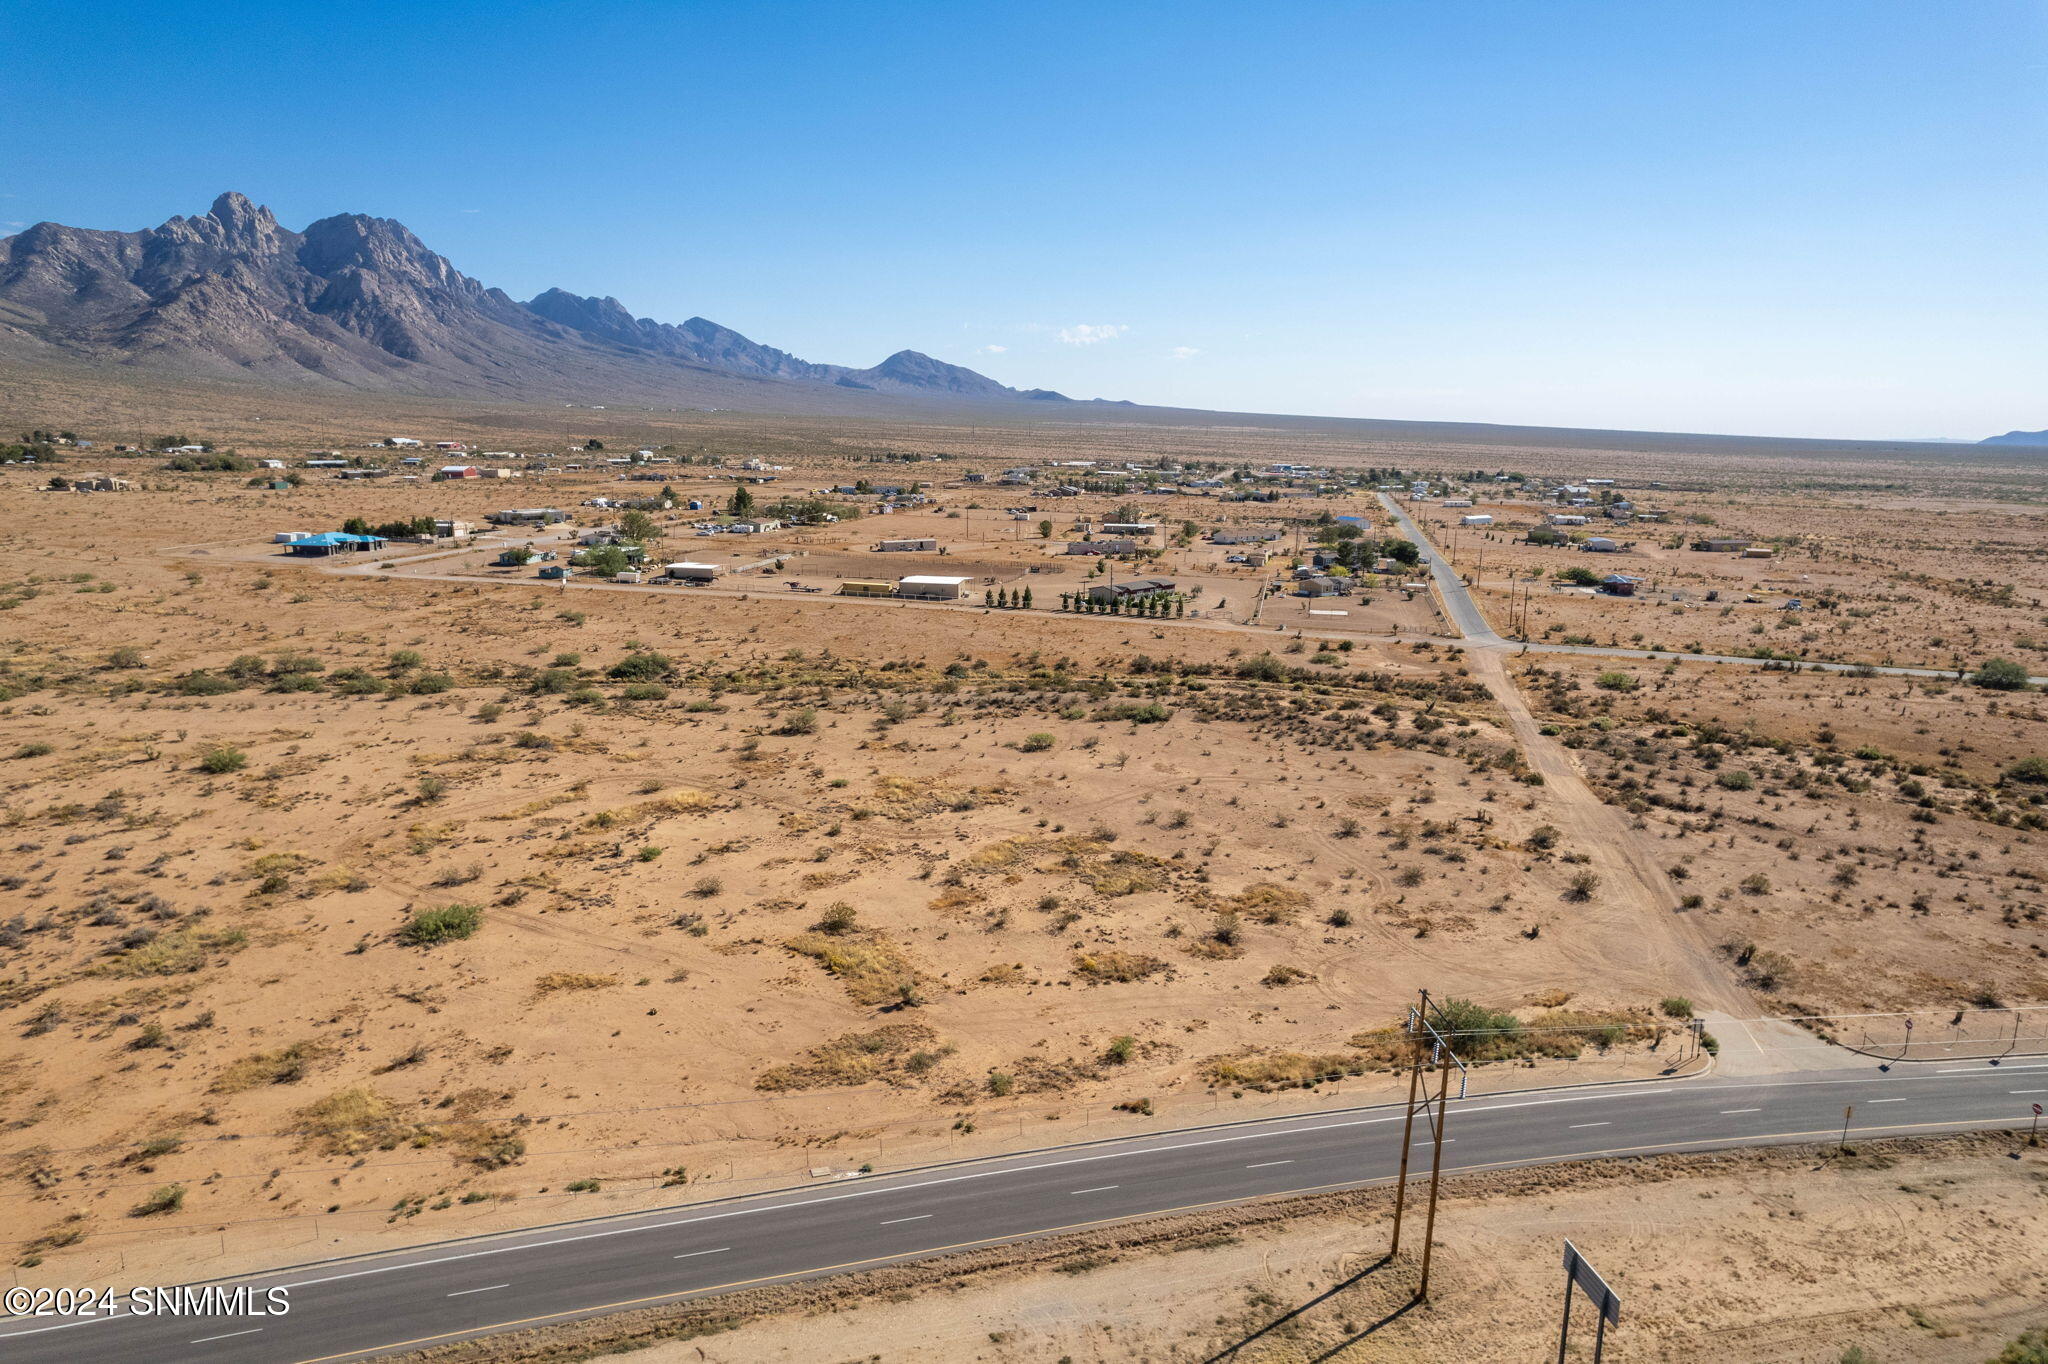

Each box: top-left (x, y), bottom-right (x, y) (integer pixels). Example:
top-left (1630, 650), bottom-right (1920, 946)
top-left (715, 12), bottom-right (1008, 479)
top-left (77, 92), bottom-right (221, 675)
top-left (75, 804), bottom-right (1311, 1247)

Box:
top-left (1060, 592), bottom-right (1185, 617)
top-left (983, 586), bottom-right (1034, 608)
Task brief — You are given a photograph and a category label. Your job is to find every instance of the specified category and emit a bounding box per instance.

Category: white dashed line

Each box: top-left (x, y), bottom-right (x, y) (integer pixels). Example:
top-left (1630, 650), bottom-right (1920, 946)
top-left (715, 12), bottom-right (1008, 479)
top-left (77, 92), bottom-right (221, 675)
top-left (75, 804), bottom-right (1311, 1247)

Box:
top-left (1720, 1108), bottom-right (1761, 1115)
top-left (1868, 1098), bottom-right (1908, 1104)
top-left (1245, 1161), bottom-right (1294, 1169)
top-left (879, 1215), bottom-right (933, 1225)
top-left (1069, 1185), bottom-right (1120, 1195)
top-left (673, 1248), bottom-right (731, 1260)
top-left (1569, 1122), bottom-right (1611, 1129)
top-left (191, 1329), bottom-right (264, 1344)
top-left (446, 1284), bottom-right (509, 1297)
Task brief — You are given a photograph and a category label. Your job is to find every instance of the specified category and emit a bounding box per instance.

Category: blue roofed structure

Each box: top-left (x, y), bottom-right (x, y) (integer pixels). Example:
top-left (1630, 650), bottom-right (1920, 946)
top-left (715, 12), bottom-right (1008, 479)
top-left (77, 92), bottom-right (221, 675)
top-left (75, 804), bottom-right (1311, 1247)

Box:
top-left (285, 531), bottom-right (386, 556)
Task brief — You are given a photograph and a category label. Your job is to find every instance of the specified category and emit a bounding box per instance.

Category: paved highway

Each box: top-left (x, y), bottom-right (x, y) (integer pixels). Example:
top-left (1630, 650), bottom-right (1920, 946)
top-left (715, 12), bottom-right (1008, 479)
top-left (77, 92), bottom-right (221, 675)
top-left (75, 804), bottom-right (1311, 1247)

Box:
top-left (3, 1061), bottom-right (2042, 1363)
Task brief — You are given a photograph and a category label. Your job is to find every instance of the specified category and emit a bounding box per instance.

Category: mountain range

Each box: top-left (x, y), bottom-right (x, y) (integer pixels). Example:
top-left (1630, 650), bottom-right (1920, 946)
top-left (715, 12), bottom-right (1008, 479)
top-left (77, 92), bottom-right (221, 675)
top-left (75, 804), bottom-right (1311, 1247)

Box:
top-left (0, 192), bottom-right (1079, 409)
top-left (1980, 430), bottom-right (2048, 448)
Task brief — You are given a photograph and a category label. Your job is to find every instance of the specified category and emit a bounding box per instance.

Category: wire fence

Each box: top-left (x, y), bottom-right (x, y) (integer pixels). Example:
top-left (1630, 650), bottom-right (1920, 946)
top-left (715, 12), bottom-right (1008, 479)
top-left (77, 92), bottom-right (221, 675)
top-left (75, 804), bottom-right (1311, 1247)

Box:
top-left (1766, 1004), bottom-right (2048, 1063)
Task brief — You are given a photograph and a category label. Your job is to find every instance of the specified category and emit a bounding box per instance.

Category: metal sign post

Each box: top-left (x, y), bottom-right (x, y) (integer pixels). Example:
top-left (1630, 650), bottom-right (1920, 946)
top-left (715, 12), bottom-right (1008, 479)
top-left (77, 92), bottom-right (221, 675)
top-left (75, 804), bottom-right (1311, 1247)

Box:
top-left (1557, 1240), bottom-right (1621, 1363)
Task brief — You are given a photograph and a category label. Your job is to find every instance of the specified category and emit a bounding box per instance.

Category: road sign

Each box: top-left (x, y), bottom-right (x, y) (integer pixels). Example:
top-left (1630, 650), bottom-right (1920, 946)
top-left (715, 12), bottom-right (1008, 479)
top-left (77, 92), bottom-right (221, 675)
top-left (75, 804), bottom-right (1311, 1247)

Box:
top-left (1558, 1240), bottom-right (1620, 1364)
top-left (1563, 1241), bottom-right (1621, 1325)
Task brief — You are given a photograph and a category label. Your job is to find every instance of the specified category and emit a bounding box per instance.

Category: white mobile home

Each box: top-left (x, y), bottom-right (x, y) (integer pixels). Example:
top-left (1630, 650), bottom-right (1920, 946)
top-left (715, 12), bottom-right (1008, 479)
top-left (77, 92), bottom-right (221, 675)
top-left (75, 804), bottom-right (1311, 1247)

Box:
top-left (895, 574), bottom-right (971, 601)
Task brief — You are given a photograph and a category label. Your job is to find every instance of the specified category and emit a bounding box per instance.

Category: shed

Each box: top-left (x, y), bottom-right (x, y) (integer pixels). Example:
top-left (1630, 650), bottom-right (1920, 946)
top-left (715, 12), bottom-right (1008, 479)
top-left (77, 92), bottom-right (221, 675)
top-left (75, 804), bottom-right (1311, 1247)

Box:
top-left (1692, 538), bottom-right (1752, 553)
top-left (1600, 574), bottom-right (1642, 596)
top-left (839, 580), bottom-right (894, 597)
top-left (1460, 514), bottom-right (1493, 526)
top-left (1741, 545), bottom-right (1775, 559)
top-left (896, 575), bottom-right (971, 601)
top-left (875, 537), bottom-right (938, 552)
top-left (665, 562), bottom-right (722, 582)
top-left (1583, 536), bottom-right (1619, 553)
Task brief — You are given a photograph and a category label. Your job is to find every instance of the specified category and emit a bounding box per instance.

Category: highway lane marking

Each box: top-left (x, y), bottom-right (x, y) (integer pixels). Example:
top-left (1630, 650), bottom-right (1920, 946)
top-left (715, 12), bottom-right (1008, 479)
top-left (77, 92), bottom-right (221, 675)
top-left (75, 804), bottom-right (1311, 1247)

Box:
top-left (1868, 1098), bottom-right (1907, 1103)
top-left (879, 1215), bottom-right (933, 1225)
top-left (673, 1248), bottom-right (731, 1259)
top-left (7, 1072), bottom-right (2021, 1347)
top-left (1245, 1161), bottom-right (1293, 1169)
top-left (1720, 1108), bottom-right (1761, 1114)
top-left (446, 1284), bottom-right (509, 1297)
top-left (192, 1328), bottom-right (264, 1343)
top-left (1413, 1138), bottom-right (1455, 1145)
top-left (278, 1111), bottom-right (2036, 1364)
top-left (1069, 1185), bottom-right (1120, 1194)
top-left (1568, 1122), bottom-right (1611, 1129)
top-left (2013, 1090), bottom-right (2048, 1094)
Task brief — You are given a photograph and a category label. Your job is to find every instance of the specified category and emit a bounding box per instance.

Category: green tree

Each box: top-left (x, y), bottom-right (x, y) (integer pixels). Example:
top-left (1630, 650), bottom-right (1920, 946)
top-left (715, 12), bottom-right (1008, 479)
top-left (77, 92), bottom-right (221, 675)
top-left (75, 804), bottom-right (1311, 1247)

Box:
top-left (618, 509), bottom-right (662, 542)
top-left (727, 485), bottom-right (756, 517)
top-left (1038, 519), bottom-right (1053, 539)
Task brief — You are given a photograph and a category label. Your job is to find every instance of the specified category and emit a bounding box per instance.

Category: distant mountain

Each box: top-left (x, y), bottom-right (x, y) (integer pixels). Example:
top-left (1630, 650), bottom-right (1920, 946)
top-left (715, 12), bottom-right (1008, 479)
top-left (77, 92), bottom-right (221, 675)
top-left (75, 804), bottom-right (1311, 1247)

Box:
top-left (1981, 429), bottom-right (2048, 448)
top-left (0, 192), bottom-right (1061, 407)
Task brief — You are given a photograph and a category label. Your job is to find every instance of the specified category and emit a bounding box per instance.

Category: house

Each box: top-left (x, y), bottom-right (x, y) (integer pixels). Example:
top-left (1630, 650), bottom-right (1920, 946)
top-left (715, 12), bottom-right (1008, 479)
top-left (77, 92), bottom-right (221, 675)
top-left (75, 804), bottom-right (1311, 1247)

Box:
top-left (1099, 522), bottom-right (1158, 536)
top-left (486, 508), bottom-right (569, 525)
top-left (1084, 577), bottom-right (1176, 604)
top-left (664, 562), bottom-right (722, 582)
top-left (1692, 538), bottom-right (1752, 553)
top-left (258, 459), bottom-right (286, 470)
top-left (729, 519), bottom-right (780, 534)
top-left (435, 465), bottom-right (482, 481)
top-left (1741, 545), bottom-right (1775, 559)
top-left (839, 579), bottom-right (894, 597)
top-left (874, 537), bottom-right (938, 552)
top-left (1599, 574), bottom-right (1642, 596)
top-left (1066, 538), bottom-right (1138, 556)
top-left (1460, 514), bottom-right (1493, 526)
top-left (433, 441), bottom-right (465, 452)
top-left (433, 520), bottom-right (478, 539)
top-left (1295, 575), bottom-right (1347, 597)
top-left (305, 458), bottom-right (349, 469)
top-left (495, 548), bottom-right (555, 566)
top-left (67, 472), bottom-right (133, 491)
top-left (895, 574), bottom-right (972, 601)
top-left (1211, 529), bottom-right (1282, 545)
top-left (537, 564), bottom-right (570, 579)
top-left (1583, 536), bottom-right (1619, 553)
top-left (284, 531), bottom-right (384, 556)
top-left (1550, 514), bottom-right (1589, 526)
top-left (386, 437), bottom-right (424, 449)
top-left (1442, 498), bottom-right (1475, 508)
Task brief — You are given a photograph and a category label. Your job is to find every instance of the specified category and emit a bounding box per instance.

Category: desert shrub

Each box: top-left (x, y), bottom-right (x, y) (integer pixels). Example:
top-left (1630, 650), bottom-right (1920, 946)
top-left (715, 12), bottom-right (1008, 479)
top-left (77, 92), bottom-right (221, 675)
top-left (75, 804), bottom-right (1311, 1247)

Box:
top-left (1659, 997), bottom-right (1694, 1018)
top-left (213, 1041), bottom-right (323, 1092)
top-left (409, 672), bottom-right (453, 694)
top-left (1972, 658), bottom-right (2030, 691)
top-left (2004, 756), bottom-right (2048, 784)
top-left (1595, 671), bottom-right (1639, 691)
top-left (399, 903), bottom-right (482, 946)
top-left (295, 1086), bottom-right (421, 1154)
top-left (198, 745), bottom-right (247, 774)
top-left (12, 741), bottom-right (53, 759)
top-left (1715, 769), bottom-right (1755, 790)
top-left (1105, 1034), bottom-right (1137, 1064)
top-left (1019, 732), bottom-right (1056, 751)
top-left (98, 926), bottom-right (247, 977)
top-left (756, 1022), bottom-right (942, 1090)
top-left (1564, 870), bottom-right (1599, 901)
top-left (131, 1185), bottom-right (185, 1217)
top-left (621, 682), bottom-right (668, 701)
top-left (1261, 964), bottom-right (1312, 986)
top-left (814, 902), bottom-right (859, 934)
top-left (177, 670), bottom-right (239, 696)
top-left (1072, 950), bottom-right (1166, 983)
top-left (1207, 1051), bottom-right (1357, 1088)
top-left (607, 651), bottom-right (674, 682)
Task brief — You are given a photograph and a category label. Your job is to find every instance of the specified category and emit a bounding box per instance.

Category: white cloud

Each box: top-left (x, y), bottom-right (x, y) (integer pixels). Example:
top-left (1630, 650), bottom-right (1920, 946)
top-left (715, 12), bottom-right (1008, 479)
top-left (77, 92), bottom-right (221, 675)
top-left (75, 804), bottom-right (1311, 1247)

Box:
top-left (1169, 346), bottom-right (1201, 360)
top-left (978, 344), bottom-right (1007, 355)
top-left (1058, 323), bottom-right (1127, 346)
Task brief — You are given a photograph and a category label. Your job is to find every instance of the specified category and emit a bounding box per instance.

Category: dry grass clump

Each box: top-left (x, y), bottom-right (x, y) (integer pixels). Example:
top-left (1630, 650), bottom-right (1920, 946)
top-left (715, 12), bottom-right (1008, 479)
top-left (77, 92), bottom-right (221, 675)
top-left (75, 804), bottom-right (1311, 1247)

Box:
top-left (869, 774), bottom-right (1011, 819)
top-left (213, 1040), bottom-right (326, 1093)
top-left (1219, 882), bottom-right (1310, 923)
top-left (534, 972), bottom-right (619, 994)
top-left (785, 931), bottom-right (922, 1005)
top-left (755, 1022), bottom-right (945, 1091)
top-left (294, 1086), bottom-right (425, 1155)
top-left (96, 926), bottom-right (248, 977)
top-left (1072, 949), bottom-right (1166, 983)
top-left (1347, 1000), bottom-right (1662, 1068)
top-left (1206, 1050), bottom-right (1360, 1090)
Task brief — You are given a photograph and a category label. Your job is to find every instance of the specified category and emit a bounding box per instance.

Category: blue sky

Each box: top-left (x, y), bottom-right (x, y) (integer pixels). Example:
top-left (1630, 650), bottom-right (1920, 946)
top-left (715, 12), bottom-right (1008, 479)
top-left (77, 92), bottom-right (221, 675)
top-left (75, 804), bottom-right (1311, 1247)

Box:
top-left (5, 0), bottom-right (2043, 439)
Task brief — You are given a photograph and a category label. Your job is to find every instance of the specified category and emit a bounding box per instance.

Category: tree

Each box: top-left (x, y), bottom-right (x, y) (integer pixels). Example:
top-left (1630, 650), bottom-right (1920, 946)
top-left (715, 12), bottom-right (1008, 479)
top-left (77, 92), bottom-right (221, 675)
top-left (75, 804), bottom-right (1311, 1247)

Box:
top-left (727, 485), bottom-right (755, 517)
top-left (1557, 566), bottom-right (1600, 586)
top-left (1038, 519), bottom-right (1053, 539)
top-left (618, 509), bottom-right (662, 542)
top-left (342, 517), bottom-right (372, 535)
top-left (1972, 658), bottom-right (2030, 691)
top-left (1380, 537), bottom-right (1422, 566)
top-left (584, 438), bottom-right (605, 450)
top-left (576, 545), bottom-right (631, 576)
top-left (1021, 586), bottom-right (1033, 608)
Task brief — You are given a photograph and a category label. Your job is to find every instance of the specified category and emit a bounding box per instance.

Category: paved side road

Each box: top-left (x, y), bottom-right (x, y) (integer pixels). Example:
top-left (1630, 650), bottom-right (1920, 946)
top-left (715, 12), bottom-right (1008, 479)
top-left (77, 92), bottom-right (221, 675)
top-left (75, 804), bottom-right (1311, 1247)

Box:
top-left (3, 1062), bottom-right (2042, 1363)
top-left (1373, 494), bottom-right (2048, 684)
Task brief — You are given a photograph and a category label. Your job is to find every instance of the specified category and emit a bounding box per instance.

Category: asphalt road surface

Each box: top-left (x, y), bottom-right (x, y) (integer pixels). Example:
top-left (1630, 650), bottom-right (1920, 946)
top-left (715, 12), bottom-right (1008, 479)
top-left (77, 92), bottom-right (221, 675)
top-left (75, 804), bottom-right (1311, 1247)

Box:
top-left (4, 1061), bottom-right (2042, 1363)
top-left (1372, 494), bottom-right (2048, 683)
